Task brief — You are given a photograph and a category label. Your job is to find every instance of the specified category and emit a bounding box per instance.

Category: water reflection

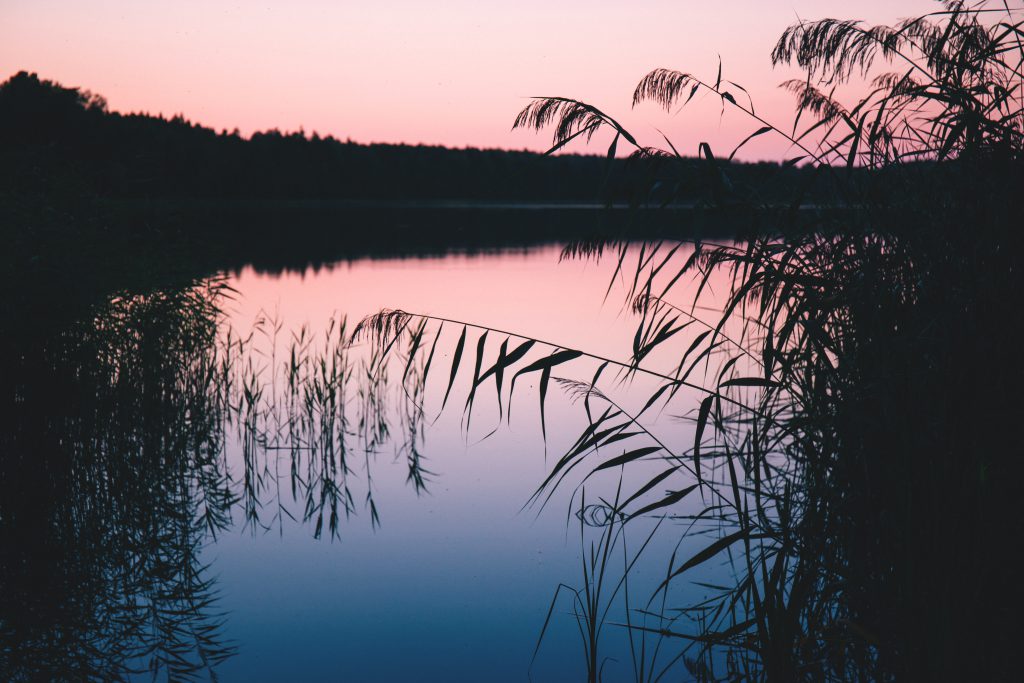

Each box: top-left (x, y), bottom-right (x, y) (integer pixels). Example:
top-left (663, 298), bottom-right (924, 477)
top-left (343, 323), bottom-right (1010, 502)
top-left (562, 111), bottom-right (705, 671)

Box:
top-left (0, 283), bottom-right (235, 680)
top-left (1, 245), bottom-right (719, 681)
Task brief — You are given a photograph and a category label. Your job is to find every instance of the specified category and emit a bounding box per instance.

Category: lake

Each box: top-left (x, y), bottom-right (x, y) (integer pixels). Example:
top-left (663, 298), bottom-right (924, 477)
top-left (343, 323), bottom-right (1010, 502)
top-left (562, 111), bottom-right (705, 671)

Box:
top-left (1, 239), bottom-right (742, 682)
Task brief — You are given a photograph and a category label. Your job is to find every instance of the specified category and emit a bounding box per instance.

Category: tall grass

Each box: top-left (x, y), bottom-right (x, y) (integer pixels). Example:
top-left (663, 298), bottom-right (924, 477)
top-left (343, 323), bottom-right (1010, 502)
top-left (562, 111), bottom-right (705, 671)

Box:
top-left (361, 1), bottom-right (1024, 680)
top-left (0, 278), bottom-right (436, 679)
top-left (3, 2), bottom-right (1020, 679)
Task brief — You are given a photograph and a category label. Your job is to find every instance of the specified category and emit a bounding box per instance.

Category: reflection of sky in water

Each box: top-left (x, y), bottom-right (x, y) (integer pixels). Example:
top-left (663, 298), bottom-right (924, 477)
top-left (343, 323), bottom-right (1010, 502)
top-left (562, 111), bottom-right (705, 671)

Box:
top-left (211, 246), bottom-right (738, 681)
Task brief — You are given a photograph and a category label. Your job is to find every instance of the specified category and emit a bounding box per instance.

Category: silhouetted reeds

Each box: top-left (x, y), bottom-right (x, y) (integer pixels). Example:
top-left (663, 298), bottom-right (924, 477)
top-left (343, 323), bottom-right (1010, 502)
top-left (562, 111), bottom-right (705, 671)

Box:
top-left (0, 277), bottom-right (437, 679)
top-left (360, 2), bottom-right (1024, 680)
top-left (0, 280), bottom-right (237, 680)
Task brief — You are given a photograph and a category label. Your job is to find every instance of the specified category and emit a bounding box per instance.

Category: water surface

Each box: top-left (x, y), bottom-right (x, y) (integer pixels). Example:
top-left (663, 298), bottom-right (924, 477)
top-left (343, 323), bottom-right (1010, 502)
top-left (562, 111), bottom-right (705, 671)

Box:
top-left (3, 242), bottom-right (734, 682)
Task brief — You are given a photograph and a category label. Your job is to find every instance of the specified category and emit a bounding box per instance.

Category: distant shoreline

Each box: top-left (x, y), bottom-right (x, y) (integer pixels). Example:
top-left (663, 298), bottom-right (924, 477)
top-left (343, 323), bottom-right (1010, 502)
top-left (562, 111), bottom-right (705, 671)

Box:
top-left (104, 197), bottom-right (844, 212)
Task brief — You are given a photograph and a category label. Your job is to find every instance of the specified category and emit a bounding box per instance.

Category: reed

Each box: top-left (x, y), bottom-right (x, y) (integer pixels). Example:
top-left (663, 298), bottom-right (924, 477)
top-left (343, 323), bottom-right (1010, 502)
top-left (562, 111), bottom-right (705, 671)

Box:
top-left (360, 2), bottom-right (1024, 679)
top-left (0, 277), bottom-right (434, 679)
top-left (0, 280), bottom-right (237, 680)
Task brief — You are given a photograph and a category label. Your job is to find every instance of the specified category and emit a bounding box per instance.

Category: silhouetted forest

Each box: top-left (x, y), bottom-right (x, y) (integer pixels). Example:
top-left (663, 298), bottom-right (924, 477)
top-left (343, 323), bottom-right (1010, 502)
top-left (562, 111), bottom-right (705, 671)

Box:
top-left (1, 70), bottom-right (842, 305)
top-left (0, 71), bottom-right (824, 204)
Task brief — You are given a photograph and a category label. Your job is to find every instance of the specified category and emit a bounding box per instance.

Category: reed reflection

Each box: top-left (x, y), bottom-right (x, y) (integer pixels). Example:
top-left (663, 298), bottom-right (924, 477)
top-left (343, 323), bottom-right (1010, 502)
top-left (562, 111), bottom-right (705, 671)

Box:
top-left (0, 277), bottom-right (433, 680)
top-left (0, 283), bottom-right (235, 680)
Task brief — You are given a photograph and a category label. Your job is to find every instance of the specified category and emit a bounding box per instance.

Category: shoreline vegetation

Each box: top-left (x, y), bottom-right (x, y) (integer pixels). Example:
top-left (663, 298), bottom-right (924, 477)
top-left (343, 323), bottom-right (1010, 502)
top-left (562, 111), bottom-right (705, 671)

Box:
top-left (0, 69), bottom-right (908, 307)
top-left (0, 70), bottom-right (865, 283)
top-left (0, 70), bottom-right (830, 206)
top-left (0, 69), bottom-right (842, 318)
top-left (357, 1), bottom-right (1023, 680)
top-left (3, 0), bottom-right (1023, 680)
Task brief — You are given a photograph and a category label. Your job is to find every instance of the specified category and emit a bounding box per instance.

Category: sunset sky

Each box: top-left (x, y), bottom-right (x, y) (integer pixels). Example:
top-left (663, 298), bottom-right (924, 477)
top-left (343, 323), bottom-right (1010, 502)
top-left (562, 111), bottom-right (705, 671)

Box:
top-left (2, 0), bottom-right (938, 160)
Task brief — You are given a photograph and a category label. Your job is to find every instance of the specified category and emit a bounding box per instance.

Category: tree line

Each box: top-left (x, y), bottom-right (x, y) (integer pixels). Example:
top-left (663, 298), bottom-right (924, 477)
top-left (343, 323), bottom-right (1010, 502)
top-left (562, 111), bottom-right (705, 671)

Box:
top-left (1, 71), bottom-right (824, 204)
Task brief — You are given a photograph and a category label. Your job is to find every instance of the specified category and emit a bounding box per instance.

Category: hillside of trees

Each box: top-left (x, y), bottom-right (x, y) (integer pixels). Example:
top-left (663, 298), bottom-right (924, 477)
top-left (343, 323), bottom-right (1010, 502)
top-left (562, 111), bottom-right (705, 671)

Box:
top-left (1, 71), bottom-right (827, 204)
top-left (0, 70), bottom-right (847, 301)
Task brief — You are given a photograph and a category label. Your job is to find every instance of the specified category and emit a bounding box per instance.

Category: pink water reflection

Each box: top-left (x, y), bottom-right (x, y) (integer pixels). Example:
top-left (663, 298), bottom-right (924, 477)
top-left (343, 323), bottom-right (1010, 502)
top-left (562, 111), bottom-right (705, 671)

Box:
top-left (210, 244), bottom-right (755, 681)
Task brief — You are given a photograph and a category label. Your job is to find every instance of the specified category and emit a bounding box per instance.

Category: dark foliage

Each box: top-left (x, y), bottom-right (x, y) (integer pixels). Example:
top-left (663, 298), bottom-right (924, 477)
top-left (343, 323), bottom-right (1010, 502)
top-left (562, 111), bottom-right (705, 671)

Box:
top-left (360, 2), bottom-right (1024, 680)
top-left (0, 70), bottom-right (830, 206)
top-left (0, 283), bottom-right (236, 681)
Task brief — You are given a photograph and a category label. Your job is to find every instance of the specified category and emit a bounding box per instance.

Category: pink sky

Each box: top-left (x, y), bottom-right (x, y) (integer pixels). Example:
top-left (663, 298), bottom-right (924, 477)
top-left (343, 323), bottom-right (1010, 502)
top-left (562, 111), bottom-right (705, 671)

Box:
top-left (2, 0), bottom-right (938, 160)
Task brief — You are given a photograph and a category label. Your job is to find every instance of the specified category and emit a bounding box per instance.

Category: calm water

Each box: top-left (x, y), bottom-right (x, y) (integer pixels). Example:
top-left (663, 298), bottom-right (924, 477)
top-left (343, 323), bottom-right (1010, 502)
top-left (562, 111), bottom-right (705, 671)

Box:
top-left (2, 243), bottom-right (739, 682)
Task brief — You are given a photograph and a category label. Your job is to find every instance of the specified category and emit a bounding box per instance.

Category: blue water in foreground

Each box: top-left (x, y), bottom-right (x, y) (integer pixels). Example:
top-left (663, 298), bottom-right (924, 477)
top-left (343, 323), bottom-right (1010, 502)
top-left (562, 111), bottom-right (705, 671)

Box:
top-left (202, 246), bottom-right (723, 682)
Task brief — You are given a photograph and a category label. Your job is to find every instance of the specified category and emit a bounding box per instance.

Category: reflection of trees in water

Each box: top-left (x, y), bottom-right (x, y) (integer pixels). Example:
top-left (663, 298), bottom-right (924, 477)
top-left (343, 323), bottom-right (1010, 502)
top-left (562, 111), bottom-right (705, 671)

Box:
top-left (0, 279), bottom-right (428, 680)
